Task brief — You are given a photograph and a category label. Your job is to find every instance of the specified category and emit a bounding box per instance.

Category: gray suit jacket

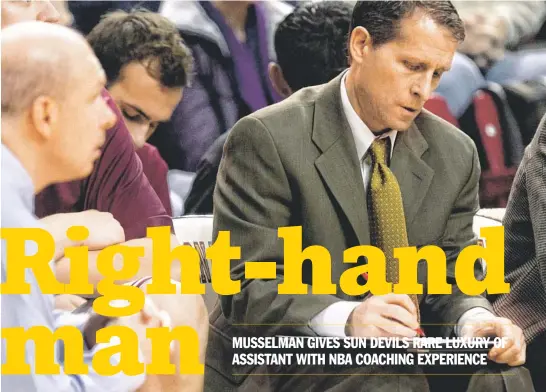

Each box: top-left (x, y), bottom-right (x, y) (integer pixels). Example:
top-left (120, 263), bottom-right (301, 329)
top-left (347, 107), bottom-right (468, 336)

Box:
top-left (492, 113), bottom-right (546, 343)
top-left (208, 74), bottom-right (493, 385)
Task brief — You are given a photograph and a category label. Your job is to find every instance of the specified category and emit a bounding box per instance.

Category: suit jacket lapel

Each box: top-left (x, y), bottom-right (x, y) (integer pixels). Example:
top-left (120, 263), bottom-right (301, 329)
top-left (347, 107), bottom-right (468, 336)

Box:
top-left (391, 122), bottom-right (434, 227)
top-left (310, 76), bottom-right (435, 244)
top-left (312, 75), bottom-right (370, 246)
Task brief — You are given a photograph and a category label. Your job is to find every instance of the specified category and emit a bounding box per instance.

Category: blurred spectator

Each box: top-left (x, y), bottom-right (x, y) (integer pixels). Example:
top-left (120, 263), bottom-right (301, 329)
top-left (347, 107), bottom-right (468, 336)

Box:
top-left (436, 1), bottom-right (546, 117)
top-left (184, 1), bottom-right (352, 214)
top-left (87, 9), bottom-right (194, 216)
top-left (68, 0), bottom-right (161, 34)
top-left (148, 0), bottom-right (293, 172)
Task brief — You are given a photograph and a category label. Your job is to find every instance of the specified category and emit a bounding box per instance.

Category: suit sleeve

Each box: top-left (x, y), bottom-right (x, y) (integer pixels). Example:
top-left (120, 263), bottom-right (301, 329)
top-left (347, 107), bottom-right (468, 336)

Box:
top-left (422, 144), bottom-right (494, 337)
top-left (526, 117), bottom-right (546, 287)
top-left (213, 116), bottom-right (340, 337)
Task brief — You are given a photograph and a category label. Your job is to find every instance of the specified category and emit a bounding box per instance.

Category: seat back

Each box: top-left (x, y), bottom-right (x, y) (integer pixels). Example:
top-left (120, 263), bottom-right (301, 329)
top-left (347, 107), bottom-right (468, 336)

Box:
top-left (472, 208), bottom-right (505, 274)
top-left (424, 94), bottom-right (460, 127)
top-left (172, 215), bottom-right (218, 312)
top-left (463, 86), bottom-right (522, 208)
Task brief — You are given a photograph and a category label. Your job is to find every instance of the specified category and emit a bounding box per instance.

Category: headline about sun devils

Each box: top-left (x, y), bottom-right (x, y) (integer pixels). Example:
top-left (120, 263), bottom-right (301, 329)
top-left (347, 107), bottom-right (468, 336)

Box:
top-left (232, 336), bottom-right (507, 367)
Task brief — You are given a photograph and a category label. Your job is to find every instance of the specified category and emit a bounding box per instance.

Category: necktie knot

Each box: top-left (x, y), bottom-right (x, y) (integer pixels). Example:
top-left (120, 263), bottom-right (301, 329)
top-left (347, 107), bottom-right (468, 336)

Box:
top-left (369, 138), bottom-right (390, 166)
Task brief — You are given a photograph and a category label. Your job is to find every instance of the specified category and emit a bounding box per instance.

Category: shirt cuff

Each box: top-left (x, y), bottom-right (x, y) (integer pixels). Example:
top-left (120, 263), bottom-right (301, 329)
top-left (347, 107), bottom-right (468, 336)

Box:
top-left (455, 307), bottom-right (496, 337)
top-left (308, 301), bottom-right (360, 337)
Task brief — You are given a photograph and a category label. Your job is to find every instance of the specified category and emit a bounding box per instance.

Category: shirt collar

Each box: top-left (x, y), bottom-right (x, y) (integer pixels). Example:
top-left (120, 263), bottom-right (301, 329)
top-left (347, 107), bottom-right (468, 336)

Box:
top-left (1, 144), bottom-right (35, 211)
top-left (339, 71), bottom-right (397, 162)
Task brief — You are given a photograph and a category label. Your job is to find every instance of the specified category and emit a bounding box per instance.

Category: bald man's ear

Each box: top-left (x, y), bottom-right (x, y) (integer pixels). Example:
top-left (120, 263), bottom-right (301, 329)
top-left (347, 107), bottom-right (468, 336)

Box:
top-left (348, 26), bottom-right (373, 65)
top-left (268, 62), bottom-right (292, 99)
top-left (29, 96), bottom-right (59, 140)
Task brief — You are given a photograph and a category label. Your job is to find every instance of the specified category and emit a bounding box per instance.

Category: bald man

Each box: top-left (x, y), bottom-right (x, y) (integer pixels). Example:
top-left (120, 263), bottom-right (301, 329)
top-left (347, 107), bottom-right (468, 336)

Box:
top-left (1, 22), bottom-right (207, 392)
top-left (2, 0), bottom-right (182, 292)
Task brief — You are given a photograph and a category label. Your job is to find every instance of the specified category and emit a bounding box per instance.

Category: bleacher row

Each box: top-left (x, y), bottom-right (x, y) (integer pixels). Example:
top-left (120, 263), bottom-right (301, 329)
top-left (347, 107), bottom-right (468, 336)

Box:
top-left (424, 78), bottom-right (546, 208)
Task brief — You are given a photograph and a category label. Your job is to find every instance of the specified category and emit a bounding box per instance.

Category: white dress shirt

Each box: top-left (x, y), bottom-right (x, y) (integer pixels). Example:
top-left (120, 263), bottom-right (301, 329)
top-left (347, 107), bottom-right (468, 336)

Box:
top-left (308, 72), bottom-right (494, 338)
top-left (1, 144), bottom-right (146, 392)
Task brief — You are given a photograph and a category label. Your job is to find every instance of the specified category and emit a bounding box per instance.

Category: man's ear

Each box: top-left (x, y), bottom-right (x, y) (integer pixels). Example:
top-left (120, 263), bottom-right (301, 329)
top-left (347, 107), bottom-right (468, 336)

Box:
top-left (268, 62), bottom-right (292, 99)
top-left (348, 26), bottom-right (372, 65)
top-left (29, 96), bottom-right (58, 141)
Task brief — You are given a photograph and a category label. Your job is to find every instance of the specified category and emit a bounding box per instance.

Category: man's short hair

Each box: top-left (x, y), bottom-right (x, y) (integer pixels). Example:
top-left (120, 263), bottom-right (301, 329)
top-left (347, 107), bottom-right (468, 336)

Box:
top-left (350, 1), bottom-right (465, 47)
top-left (87, 9), bottom-right (193, 88)
top-left (274, 1), bottom-right (352, 91)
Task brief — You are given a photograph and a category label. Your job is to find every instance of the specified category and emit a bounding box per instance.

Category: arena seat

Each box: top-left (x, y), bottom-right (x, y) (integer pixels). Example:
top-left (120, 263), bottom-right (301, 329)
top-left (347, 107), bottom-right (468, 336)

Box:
top-left (424, 94), bottom-right (460, 127)
top-left (174, 209), bottom-right (506, 313)
top-left (472, 208), bottom-right (505, 274)
top-left (473, 208), bottom-right (505, 246)
top-left (173, 215), bottom-right (217, 311)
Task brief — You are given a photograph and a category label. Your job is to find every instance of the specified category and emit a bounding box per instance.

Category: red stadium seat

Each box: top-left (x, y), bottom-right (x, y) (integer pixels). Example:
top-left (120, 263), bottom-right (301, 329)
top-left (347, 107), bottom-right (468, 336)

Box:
top-left (472, 89), bottom-right (517, 207)
top-left (424, 94), bottom-right (460, 127)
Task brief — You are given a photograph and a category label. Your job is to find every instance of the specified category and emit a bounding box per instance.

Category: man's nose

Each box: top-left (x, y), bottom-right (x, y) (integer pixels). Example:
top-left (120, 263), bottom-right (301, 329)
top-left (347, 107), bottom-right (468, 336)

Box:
top-left (411, 75), bottom-right (434, 102)
top-left (38, 1), bottom-right (61, 24)
top-left (102, 103), bottom-right (116, 131)
top-left (132, 125), bottom-right (150, 149)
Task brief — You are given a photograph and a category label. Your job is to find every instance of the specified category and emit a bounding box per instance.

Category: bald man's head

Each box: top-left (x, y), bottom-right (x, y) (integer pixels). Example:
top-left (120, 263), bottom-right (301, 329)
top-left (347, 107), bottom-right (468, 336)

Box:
top-left (1, 21), bottom-right (94, 116)
top-left (1, 21), bottom-right (116, 185)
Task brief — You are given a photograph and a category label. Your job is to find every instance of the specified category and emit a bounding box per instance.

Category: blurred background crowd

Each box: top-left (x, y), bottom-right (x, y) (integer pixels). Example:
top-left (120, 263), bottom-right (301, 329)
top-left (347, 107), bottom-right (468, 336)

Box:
top-left (47, 0), bottom-right (546, 216)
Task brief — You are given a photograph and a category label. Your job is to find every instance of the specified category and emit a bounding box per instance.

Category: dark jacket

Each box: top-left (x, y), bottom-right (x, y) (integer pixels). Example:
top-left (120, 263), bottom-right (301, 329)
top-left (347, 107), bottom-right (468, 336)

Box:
top-left (148, 0), bottom-right (292, 172)
top-left (184, 132), bottom-right (226, 214)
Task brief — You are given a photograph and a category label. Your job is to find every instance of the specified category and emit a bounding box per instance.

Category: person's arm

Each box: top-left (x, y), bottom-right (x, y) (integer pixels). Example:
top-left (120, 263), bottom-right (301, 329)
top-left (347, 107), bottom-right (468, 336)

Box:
top-left (55, 234), bottom-right (180, 294)
top-left (1, 260), bottom-right (145, 392)
top-left (214, 116), bottom-right (340, 337)
top-left (136, 145), bottom-right (173, 217)
top-left (40, 210), bottom-right (125, 262)
top-left (525, 116), bottom-right (546, 280)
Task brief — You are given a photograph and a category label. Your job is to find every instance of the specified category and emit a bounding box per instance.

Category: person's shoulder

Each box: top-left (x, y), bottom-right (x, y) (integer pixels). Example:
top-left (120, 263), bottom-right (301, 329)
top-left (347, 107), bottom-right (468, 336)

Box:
top-left (100, 89), bottom-right (132, 148)
top-left (244, 84), bottom-right (326, 134)
top-left (519, 112), bottom-right (546, 167)
top-left (1, 188), bottom-right (41, 230)
top-left (138, 143), bottom-right (165, 163)
top-left (98, 90), bottom-right (143, 166)
top-left (137, 144), bottom-right (169, 175)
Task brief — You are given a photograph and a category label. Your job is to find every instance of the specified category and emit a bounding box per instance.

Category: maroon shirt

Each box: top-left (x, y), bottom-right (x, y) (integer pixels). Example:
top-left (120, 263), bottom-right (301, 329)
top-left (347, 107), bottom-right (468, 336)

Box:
top-left (136, 143), bottom-right (172, 217)
top-left (35, 90), bottom-right (172, 240)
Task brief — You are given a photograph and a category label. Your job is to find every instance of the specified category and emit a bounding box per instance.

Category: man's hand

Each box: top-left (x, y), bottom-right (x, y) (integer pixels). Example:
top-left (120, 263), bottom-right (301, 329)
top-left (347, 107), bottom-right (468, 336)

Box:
top-left (346, 294), bottom-right (419, 338)
top-left (114, 297), bottom-right (172, 363)
top-left (41, 210), bottom-right (125, 256)
top-left (461, 316), bottom-right (526, 366)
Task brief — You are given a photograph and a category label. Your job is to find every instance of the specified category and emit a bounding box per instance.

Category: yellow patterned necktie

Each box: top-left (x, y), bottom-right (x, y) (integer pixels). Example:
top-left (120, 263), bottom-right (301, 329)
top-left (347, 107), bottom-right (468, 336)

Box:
top-left (367, 137), bottom-right (421, 323)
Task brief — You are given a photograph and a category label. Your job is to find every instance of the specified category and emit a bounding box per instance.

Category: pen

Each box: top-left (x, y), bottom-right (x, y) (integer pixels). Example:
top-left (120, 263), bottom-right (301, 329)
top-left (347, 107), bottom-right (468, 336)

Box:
top-left (361, 272), bottom-right (426, 337)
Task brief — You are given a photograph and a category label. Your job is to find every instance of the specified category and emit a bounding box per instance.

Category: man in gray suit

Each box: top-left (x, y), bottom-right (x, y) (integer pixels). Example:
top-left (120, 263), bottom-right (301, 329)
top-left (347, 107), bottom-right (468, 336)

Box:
top-left (208, 2), bottom-right (531, 391)
top-left (492, 113), bottom-right (546, 391)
